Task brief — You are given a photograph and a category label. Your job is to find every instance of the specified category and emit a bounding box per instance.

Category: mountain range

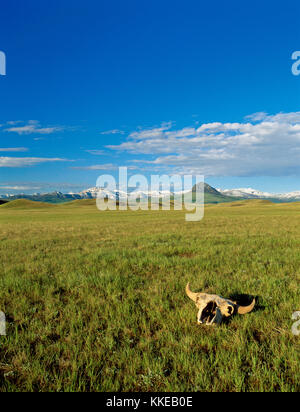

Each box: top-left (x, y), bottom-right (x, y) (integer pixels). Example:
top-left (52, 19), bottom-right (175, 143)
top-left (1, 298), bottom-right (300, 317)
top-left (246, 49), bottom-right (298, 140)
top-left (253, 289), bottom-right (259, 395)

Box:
top-left (1, 184), bottom-right (300, 204)
top-left (0, 183), bottom-right (237, 204)
top-left (218, 187), bottom-right (300, 201)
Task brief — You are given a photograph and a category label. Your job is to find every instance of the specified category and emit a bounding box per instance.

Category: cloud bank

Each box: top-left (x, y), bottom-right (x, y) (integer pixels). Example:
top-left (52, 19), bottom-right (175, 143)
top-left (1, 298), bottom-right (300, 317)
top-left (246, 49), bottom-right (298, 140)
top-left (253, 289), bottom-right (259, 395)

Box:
top-left (106, 112), bottom-right (300, 176)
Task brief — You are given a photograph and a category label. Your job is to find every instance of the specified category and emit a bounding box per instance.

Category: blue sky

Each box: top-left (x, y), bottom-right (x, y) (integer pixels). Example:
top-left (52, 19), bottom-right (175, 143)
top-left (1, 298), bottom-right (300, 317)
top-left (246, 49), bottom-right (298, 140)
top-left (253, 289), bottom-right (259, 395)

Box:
top-left (0, 0), bottom-right (300, 194)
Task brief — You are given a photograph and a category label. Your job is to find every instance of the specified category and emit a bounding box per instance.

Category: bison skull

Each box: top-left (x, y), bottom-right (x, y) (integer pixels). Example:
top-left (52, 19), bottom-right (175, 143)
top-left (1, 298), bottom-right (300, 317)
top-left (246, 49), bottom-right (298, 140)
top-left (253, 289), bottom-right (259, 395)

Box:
top-left (186, 282), bottom-right (255, 325)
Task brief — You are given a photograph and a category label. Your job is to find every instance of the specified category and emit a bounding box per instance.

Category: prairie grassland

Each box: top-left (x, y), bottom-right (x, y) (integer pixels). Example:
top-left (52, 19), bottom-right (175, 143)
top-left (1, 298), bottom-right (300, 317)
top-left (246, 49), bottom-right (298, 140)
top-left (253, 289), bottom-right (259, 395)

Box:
top-left (0, 199), bottom-right (299, 392)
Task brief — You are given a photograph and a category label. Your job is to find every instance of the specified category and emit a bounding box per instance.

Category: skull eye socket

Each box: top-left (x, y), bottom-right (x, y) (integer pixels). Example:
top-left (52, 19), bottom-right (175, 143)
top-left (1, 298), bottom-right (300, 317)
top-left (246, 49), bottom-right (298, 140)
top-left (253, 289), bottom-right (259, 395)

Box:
top-left (201, 301), bottom-right (217, 323)
top-left (227, 306), bottom-right (233, 315)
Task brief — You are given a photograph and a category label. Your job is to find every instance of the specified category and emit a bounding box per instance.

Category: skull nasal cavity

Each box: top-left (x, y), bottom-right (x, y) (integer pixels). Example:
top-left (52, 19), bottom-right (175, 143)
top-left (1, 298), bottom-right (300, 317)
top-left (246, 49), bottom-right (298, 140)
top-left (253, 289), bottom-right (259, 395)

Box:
top-left (205, 301), bottom-right (216, 313)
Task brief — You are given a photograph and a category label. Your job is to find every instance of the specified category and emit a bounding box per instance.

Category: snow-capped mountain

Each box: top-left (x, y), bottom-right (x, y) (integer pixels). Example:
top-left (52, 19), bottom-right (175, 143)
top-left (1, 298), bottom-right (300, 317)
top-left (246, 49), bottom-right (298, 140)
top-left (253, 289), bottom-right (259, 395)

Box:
top-left (79, 187), bottom-right (178, 200)
top-left (218, 188), bottom-right (274, 199)
top-left (0, 187), bottom-right (193, 204)
top-left (218, 187), bottom-right (300, 200)
top-left (275, 191), bottom-right (300, 199)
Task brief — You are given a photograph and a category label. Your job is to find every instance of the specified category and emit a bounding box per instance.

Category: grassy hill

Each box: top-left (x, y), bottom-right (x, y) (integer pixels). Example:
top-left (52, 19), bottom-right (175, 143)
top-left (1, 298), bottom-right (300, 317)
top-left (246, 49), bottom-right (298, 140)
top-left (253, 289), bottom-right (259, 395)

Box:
top-left (0, 192), bottom-right (81, 204)
top-left (0, 199), bottom-right (57, 209)
top-left (192, 182), bottom-right (244, 203)
top-left (59, 199), bottom-right (97, 207)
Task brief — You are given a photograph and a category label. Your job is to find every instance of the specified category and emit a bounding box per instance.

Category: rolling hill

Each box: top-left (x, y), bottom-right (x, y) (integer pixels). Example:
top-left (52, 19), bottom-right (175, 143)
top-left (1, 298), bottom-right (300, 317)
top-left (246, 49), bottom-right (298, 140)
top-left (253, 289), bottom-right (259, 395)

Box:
top-left (0, 199), bottom-right (57, 209)
top-left (192, 182), bottom-right (243, 203)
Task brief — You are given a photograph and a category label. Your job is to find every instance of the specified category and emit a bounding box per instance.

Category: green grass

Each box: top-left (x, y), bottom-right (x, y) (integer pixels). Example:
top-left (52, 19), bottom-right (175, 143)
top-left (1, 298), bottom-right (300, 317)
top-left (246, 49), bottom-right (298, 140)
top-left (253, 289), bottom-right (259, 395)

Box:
top-left (0, 200), bottom-right (299, 392)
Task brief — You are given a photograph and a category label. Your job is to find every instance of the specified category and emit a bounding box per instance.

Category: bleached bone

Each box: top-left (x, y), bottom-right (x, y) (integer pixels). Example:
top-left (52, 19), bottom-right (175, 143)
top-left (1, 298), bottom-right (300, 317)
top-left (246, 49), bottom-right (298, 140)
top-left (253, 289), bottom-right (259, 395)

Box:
top-left (186, 282), bottom-right (255, 325)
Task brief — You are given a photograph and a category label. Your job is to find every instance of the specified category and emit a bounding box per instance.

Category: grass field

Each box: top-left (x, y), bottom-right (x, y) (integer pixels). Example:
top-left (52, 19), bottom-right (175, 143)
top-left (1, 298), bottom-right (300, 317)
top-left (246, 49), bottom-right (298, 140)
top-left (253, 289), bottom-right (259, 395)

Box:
top-left (0, 199), bottom-right (299, 392)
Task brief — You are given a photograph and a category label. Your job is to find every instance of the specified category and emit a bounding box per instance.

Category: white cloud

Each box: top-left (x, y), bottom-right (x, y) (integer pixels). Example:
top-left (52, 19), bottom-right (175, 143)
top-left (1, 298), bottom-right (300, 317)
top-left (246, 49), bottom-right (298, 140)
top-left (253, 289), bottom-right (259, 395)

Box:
top-left (85, 149), bottom-right (106, 155)
top-left (72, 163), bottom-right (137, 171)
top-left (4, 120), bottom-right (64, 135)
top-left (0, 181), bottom-right (91, 193)
top-left (6, 120), bottom-right (23, 126)
top-left (0, 185), bottom-right (42, 191)
top-left (100, 129), bottom-right (125, 135)
top-left (0, 157), bottom-right (69, 168)
top-left (244, 112), bottom-right (268, 122)
top-left (106, 112), bottom-right (300, 176)
top-left (128, 122), bottom-right (173, 140)
top-left (72, 163), bottom-right (117, 170)
top-left (0, 147), bottom-right (28, 152)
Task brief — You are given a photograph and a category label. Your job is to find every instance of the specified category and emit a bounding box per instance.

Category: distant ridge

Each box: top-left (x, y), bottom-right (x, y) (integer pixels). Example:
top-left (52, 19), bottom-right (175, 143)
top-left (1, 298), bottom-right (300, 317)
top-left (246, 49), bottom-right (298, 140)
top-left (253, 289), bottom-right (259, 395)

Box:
top-left (218, 187), bottom-right (300, 202)
top-left (0, 183), bottom-right (241, 205)
top-left (3, 183), bottom-right (300, 205)
top-left (0, 199), bottom-right (56, 209)
top-left (0, 192), bottom-right (83, 204)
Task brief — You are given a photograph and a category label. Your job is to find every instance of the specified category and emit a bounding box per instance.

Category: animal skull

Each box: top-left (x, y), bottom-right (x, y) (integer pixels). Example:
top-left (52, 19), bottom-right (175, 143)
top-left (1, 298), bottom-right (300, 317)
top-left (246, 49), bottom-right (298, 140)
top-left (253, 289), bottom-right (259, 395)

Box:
top-left (186, 282), bottom-right (255, 325)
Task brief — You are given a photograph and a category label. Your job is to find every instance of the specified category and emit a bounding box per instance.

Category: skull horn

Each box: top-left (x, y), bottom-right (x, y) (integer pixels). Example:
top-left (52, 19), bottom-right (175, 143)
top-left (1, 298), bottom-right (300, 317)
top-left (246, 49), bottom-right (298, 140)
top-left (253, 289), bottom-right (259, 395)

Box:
top-left (237, 298), bottom-right (255, 314)
top-left (185, 282), bottom-right (199, 302)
